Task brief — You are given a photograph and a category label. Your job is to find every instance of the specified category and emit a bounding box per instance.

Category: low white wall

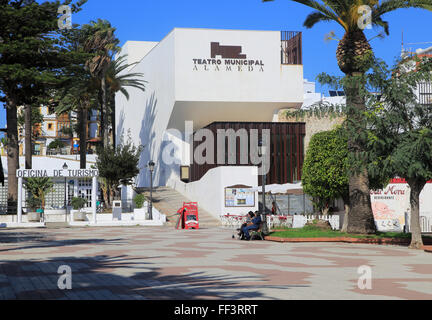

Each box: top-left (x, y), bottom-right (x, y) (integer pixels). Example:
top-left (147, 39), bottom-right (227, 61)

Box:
top-left (168, 166), bottom-right (259, 219)
top-left (293, 215), bottom-right (340, 230)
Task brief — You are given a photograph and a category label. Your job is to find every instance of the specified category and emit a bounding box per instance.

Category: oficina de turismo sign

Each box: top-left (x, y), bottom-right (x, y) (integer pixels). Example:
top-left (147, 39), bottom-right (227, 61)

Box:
top-left (17, 169), bottom-right (99, 178)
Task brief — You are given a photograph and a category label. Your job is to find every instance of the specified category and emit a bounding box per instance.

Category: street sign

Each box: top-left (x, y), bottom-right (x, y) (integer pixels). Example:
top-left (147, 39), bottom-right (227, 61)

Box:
top-left (17, 169), bottom-right (99, 178)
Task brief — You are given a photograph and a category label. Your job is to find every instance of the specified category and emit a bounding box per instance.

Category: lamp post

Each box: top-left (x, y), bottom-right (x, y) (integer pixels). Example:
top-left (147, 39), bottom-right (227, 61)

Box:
top-left (148, 161), bottom-right (155, 220)
top-left (63, 162), bottom-right (68, 222)
top-left (258, 141), bottom-right (269, 235)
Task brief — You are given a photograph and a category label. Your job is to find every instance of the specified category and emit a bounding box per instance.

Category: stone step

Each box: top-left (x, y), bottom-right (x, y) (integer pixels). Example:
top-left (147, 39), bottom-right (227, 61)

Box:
top-left (45, 222), bottom-right (70, 229)
top-left (141, 187), bottom-right (221, 228)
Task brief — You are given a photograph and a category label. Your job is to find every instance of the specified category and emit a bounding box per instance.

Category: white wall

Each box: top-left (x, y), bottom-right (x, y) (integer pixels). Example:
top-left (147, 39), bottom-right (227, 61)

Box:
top-left (116, 31), bottom-right (176, 188)
top-left (120, 41), bottom-right (159, 71)
top-left (175, 28), bottom-right (303, 104)
top-left (168, 166), bottom-right (259, 219)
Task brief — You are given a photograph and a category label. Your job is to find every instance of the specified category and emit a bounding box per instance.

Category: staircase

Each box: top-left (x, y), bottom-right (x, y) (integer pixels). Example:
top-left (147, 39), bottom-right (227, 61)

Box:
top-left (141, 187), bottom-right (221, 228)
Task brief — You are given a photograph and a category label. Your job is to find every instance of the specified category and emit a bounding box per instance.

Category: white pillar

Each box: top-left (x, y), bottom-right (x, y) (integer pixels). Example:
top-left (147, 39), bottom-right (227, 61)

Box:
top-left (17, 177), bottom-right (23, 223)
top-left (92, 176), bottom-right (98, 224)
top-left (73, 179), bottom-right (78, 198)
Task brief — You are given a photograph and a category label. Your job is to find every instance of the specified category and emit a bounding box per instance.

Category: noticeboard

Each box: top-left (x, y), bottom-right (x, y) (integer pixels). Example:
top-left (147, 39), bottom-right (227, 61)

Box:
top-left (225, 186), bottom-right (255, 208)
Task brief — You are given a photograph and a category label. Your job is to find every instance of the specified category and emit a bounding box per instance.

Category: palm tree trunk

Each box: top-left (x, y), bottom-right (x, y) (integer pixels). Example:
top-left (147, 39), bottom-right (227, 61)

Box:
top-left (344, 74), bottom-right (376, 234)
top-left (24, 104), bottom-right (32, 169)
top-left (347, 170), bottom-right (375, 233)
top-left (408, 180), bottom-right (425, 249)
top-left (6, 96), bottom-right (19, 214)
top-left (110, 92), bottom-right (116, 148)
top-left (341, 194), bottom-right (350, 233)
top-left (101, 77), bottom-right (110, 149)
top-left (78, 108), bottom-right (88, 169)
top-left (98, 87), bottom-right (105, 149)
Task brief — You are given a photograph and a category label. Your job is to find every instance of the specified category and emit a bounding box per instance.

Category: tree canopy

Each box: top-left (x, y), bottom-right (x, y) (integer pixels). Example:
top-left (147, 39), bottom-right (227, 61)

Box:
top-left (302, 127), bottom-right (349, 214)
top-left (95, 138), bottom-right (143, 208)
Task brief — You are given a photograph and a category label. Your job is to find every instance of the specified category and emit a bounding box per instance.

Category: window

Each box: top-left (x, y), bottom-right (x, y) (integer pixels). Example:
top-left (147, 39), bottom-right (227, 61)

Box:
top-left (419, 82), bottom-right (432, 105)
top-left (48, 123), bottom-right (53, 131)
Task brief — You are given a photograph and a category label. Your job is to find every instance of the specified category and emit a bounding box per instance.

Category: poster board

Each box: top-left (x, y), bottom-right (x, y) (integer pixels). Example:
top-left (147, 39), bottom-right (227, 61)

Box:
top-left (371, 182), bottom-right (409, 232)
top-left (225, 185), bottom-right (255, 207)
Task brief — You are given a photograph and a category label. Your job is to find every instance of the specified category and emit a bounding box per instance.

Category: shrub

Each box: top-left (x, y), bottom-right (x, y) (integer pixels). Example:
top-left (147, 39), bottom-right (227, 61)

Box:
top-left (134, 194), bottom-right (146, 209)
top-left (71, 197), bottom-right (87, 210)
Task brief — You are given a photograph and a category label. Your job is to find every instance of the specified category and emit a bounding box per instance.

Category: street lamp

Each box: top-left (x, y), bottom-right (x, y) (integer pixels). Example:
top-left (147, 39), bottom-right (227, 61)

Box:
top-left (62, 163), bottom-right (68, 222)
top-left (258, 141), bottom-right (269, 235)
top-left (148, 160), bottom-right (155, 220)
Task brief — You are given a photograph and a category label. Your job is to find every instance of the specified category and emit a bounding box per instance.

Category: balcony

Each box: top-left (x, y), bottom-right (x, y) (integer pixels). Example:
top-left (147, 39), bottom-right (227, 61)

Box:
top-left (281, 31), bottom-right (302, 65)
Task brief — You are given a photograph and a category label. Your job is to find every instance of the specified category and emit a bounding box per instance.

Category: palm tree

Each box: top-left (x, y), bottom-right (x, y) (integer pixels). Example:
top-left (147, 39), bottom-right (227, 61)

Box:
top-left (83, 19), bottom-right (120, 149)
top-left (264, 0), bottom-right (432, 234)
top-left (56, 76), bottom-right (98, 169)
top-left (24, 177), bottom-right (54, 211)
top-left (105, 55), bottom-right (147, 146)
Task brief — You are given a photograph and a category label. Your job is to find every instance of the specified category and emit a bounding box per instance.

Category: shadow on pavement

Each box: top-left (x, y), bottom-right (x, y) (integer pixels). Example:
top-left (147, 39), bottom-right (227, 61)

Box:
top-left (0, 254), bottom-right (273, 300)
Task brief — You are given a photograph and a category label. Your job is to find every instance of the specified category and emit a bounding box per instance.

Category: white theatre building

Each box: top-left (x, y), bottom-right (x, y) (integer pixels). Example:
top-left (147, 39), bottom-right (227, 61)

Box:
top-left (116, 28), bottom-right (306, 217)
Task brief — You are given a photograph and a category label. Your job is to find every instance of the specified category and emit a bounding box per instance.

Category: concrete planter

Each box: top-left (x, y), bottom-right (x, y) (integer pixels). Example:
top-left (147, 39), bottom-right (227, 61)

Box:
top-left (27, 212), bottom-right (41, 222)
top-left (73, 211), bottom-right (87, 221)
top-left (134, 208), bottom-right (147, 220)
top-left (134, 208), bottom-right (146, 214)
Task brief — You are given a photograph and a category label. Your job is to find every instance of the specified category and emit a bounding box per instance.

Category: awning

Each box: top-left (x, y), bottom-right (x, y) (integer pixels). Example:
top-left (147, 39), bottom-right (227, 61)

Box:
top-left (250, 182), bottom-right (304, 195)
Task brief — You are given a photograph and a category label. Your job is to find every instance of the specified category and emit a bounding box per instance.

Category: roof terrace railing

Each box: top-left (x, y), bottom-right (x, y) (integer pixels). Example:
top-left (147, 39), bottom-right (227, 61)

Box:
top-left (281, 31), bottom-right (302, 65)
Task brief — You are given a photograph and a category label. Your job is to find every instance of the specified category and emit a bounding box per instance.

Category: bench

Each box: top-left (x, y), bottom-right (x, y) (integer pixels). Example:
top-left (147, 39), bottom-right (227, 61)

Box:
top-left (249, 222), bottom-right (265, 241)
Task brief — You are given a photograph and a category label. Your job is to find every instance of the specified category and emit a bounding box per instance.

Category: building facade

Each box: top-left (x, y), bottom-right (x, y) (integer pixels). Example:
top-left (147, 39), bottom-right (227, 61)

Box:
top-left (9, 106), bottom-right (102, 157)
top-left (116, 28), bottom-right (305, 217)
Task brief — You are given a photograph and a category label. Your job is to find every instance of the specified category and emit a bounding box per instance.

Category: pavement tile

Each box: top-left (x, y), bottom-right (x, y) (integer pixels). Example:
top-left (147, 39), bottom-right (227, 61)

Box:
top-left (0, 226), bottom-right (431, 300)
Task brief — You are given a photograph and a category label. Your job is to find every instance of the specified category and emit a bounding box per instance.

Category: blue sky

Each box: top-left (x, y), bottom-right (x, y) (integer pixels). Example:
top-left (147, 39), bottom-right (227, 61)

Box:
top-left (1, 0), bottom-right (431, 131)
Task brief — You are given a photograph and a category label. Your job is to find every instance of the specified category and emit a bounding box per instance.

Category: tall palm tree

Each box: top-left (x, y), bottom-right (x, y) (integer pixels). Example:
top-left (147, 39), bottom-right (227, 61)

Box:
top-left (264, 0), bottom-right (432, 234)
top-left (105, 55), bottom-right (147, 147)
top-left (83, 19), bottom-right (120, 149)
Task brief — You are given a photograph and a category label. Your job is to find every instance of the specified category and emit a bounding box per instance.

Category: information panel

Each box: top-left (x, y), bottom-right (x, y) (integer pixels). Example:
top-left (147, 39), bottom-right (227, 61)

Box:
top-left (225, 187), bottom-right (255, 207)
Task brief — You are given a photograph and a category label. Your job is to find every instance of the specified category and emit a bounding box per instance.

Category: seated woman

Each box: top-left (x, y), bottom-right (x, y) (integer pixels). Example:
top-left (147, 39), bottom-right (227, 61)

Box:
top-left (237, 211), bottom-right (255, 240)
top-left (241, 213), bottom-right (262, 241)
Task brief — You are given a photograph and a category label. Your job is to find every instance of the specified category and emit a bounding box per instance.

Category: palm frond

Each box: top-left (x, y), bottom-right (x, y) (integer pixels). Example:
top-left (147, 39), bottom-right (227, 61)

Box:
top-left (304, 11), bottom-right (334, 28)
top-left (292, 0), bottom-right (348, 29)
top-left (374, 0), bottom-right (432, 17)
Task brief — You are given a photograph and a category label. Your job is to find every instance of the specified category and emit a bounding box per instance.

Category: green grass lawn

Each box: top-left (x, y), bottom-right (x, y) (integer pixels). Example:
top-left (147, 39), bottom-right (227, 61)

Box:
top-left (270, 225), bottom-right (416, 239)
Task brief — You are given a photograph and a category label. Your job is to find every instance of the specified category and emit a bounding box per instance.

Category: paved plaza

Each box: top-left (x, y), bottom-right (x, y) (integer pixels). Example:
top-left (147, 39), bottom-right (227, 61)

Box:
top-left (0, 226), bottom-right (431, 300)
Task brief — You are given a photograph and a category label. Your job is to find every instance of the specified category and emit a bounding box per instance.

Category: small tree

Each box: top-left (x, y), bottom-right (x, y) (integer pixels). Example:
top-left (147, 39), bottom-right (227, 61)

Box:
top-left (302, 128), bottom-right (349, 216)
top-left (24, 177), bottom-right (54, 210)
top-left (96, 139), bottom-right (143, 208)
top-left (134, 194), bottom-right (146, 209)
top-left (49, 139), bottom-right (65, 149)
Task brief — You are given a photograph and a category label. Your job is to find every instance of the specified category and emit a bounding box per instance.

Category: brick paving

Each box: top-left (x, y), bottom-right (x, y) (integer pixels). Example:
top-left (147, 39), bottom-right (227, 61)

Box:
top-left (0, 226), bottom-right (431, 300)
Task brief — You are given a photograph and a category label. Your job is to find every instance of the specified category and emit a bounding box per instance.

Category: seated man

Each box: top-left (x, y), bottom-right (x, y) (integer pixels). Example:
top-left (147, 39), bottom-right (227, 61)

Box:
top-left (237, 211), bottom-right (255, 239)
top-left (241, 213), bottom-right (262, 241)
